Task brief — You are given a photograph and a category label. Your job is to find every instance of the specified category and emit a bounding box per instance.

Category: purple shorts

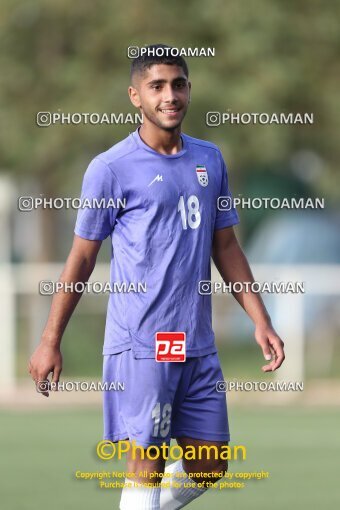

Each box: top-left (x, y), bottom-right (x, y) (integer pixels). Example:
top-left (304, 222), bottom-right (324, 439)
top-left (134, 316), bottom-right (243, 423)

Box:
top-left (102, 349), bottom-right (230, 448)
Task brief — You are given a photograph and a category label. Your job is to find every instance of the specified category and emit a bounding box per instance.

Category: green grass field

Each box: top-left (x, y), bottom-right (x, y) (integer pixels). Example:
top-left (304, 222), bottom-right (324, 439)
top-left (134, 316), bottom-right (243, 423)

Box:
top-left (1, 406), bottom-right (339, 510)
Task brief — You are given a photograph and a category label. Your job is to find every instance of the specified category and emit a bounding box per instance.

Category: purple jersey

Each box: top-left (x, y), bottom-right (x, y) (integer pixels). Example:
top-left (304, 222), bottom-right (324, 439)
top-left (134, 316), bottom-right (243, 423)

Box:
top-left (75, 127), bottom-right (239, 358)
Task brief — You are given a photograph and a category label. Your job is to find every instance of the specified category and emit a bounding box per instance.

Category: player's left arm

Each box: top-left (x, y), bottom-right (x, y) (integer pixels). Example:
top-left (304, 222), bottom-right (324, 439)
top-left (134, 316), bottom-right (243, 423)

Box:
top-left (212, 226), bottom-right (285, 372)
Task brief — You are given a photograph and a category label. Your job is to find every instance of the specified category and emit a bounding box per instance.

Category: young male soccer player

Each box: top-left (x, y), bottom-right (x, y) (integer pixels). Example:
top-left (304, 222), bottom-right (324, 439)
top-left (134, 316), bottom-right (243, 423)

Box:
top-left (29, 44), bottom-right (285, 509)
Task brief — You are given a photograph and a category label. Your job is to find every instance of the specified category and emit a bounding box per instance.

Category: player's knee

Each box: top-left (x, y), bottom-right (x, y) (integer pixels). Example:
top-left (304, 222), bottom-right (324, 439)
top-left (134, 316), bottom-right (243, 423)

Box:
top-left (183, 457), bottom-right (228, 481)
top-left (212, 457), bottom-right (228, 477)
top-left (202, 457), bottom-right (228, 478)
top-left (127, 453), bottom-right (165, 483)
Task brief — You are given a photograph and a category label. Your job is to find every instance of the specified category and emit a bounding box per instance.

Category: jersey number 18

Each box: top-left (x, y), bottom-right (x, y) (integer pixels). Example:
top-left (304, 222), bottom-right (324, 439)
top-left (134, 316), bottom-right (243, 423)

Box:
top-left (177, 195), bottom-right (201, 230)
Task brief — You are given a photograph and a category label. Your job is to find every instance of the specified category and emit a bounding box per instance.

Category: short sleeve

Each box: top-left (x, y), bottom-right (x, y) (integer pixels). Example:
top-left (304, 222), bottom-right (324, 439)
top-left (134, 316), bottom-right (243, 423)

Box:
top-left (74, 157), bottom-right (123, 240)
top-left (214, 152), bottom-right (240, 230)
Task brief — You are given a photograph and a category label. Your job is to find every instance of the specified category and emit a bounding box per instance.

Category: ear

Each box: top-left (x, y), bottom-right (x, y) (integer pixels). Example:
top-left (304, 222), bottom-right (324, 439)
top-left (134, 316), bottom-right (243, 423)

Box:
top-left (128, 86), bottom-right (141, 108)
top-left (188, 81), bottom-right (192, 103)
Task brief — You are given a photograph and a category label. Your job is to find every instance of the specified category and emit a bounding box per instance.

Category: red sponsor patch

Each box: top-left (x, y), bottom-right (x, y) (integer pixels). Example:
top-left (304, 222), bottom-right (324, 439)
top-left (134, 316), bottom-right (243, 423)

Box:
top-left (155, 332), bottom-right (186, 362)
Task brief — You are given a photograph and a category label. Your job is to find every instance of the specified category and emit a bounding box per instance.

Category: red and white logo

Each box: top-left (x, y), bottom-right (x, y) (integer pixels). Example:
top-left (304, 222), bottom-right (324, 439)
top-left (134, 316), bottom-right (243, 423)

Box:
top-left (155, 332), bottom-right (186, 362)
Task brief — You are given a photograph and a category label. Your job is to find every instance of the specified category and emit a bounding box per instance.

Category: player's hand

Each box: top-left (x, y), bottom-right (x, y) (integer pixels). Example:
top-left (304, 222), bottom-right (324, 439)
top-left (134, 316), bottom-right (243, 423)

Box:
top-left (28, 343), bottom-right (63, 397)
top-left (254, 322), bottom-right (285, 372)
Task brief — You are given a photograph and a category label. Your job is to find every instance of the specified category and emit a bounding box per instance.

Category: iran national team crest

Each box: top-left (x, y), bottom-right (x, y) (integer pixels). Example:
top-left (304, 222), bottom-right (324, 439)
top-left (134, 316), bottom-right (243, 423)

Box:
top-left (196, 165), bottom-right (208, 187)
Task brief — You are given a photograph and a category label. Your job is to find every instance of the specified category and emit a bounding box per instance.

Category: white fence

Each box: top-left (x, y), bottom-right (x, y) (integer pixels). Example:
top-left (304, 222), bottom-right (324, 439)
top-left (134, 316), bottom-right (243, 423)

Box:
top-left (1, 263), bottom-right (340, 389)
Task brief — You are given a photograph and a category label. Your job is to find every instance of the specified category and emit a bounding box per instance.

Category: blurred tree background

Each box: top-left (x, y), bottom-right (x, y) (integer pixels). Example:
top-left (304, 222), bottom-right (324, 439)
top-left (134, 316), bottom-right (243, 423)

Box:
top-left (1, 11), bottom-right (340, 510)
top-left (0, 0), bottom-right (339, 259)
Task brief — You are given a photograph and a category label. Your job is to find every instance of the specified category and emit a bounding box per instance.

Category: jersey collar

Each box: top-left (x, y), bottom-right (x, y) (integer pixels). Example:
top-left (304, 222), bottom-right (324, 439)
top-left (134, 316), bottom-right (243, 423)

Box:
top-left (132, 126), bottom-right (187, 159)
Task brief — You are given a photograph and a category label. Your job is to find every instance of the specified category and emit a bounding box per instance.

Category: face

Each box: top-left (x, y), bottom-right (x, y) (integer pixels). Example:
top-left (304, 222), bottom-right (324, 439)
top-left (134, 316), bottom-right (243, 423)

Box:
top-left (129, 64), bottom-right (191, 131)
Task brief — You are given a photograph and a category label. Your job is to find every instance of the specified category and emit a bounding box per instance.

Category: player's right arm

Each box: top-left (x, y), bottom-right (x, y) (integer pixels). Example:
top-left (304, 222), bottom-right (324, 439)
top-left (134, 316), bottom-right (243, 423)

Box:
top-left (28, 234), bottom-right (102, 396)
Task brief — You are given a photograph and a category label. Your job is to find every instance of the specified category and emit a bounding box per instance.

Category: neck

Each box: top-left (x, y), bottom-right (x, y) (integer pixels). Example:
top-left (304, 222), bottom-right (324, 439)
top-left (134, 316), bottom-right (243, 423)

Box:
top-left (139, 123), bottom-right (183, 155)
